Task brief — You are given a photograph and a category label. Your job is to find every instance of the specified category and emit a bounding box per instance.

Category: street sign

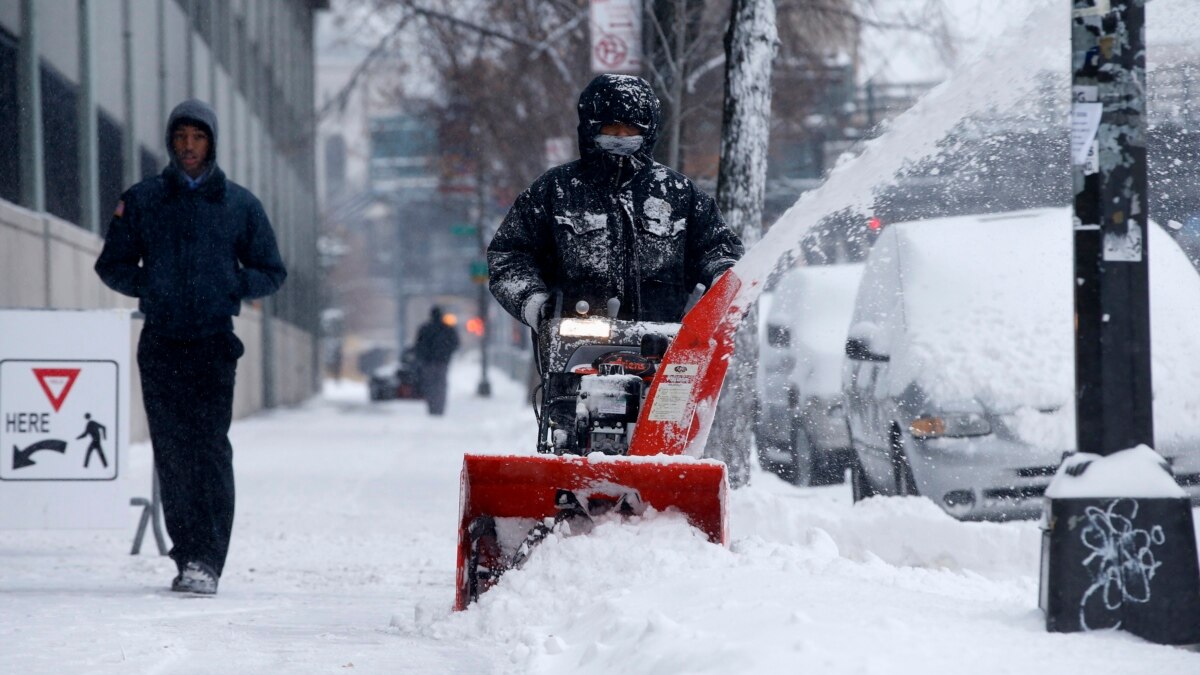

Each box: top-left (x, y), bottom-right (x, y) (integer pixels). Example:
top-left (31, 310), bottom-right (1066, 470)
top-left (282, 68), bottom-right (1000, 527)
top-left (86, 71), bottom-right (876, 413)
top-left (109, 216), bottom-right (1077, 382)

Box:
top-left (1, 360), bottom-right (118, 480)
top-left (450, 223), bottom-right (477, 237)
top-left (590, 0), bottom-right (642, 74)
top-left (470, 261), bottom-right (489, 284)
top-left (0, 310), bottom-right (131, 528)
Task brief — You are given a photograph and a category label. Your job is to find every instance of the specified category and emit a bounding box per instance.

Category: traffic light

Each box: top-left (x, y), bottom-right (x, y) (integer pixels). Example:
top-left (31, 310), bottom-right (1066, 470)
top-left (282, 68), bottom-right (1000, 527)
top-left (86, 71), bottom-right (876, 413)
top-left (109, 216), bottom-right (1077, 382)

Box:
top-left (466, 317), bottom-right (484, 336)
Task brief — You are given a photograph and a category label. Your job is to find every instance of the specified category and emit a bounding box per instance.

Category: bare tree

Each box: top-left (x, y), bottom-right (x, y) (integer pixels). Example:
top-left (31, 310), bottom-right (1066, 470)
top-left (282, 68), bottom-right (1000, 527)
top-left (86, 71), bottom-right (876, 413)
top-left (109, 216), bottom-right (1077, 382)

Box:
top-left (705, 0), bottom-right (777, 488)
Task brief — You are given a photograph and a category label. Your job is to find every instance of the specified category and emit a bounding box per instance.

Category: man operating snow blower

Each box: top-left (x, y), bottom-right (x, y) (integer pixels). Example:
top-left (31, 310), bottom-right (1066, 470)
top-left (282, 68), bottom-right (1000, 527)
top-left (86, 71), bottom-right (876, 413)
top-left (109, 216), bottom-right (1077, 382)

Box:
top-left (488, 73), bottom-right (743, 347)
top-left (454, 75), bottom-right (743, 607)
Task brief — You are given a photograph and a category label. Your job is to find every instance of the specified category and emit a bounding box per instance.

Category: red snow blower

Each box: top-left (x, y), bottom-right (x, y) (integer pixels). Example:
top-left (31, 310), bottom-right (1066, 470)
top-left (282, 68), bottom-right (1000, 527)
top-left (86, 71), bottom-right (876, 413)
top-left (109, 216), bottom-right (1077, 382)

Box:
top-left (454, 271), bottom-right (750, 609)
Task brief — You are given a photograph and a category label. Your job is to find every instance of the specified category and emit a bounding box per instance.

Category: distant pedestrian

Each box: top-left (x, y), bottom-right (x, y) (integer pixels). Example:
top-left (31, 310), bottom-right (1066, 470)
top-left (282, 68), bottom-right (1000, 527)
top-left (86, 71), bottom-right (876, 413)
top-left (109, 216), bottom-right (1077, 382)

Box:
top-left (414, 306), bottom-right (459, 416)
top-left (77, 413), bottom-right (107, 469)
top-left (95, 99), bottom-right (286, 595)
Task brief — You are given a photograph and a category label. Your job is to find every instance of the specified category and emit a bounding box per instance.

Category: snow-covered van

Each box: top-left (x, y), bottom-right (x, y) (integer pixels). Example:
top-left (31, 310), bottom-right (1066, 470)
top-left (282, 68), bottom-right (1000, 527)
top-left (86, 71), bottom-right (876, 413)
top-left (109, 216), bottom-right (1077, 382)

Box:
top-left (843, 209), bottom-right (1200, 520)
top-left (758, 263), bottom-right (863, 486)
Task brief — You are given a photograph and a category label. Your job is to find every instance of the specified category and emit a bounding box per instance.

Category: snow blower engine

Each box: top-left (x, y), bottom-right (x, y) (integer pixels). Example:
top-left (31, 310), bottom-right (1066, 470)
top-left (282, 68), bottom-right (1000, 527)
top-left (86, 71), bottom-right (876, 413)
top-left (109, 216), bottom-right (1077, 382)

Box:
top-left (535, 295), bottom-right (678, 457)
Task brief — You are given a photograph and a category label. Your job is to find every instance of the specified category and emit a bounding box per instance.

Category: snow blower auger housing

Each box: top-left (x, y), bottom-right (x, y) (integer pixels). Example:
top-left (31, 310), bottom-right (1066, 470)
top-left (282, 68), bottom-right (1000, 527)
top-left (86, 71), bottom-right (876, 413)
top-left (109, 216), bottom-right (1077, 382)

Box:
top-left (455, 273), bottom-right (746, 610)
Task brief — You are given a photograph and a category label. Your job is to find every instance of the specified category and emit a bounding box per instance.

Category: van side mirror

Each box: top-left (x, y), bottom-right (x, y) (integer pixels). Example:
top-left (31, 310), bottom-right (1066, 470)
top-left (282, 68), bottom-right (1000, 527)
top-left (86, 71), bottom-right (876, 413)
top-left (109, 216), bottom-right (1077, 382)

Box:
top-left (846, 337), bottom-right (889, 362)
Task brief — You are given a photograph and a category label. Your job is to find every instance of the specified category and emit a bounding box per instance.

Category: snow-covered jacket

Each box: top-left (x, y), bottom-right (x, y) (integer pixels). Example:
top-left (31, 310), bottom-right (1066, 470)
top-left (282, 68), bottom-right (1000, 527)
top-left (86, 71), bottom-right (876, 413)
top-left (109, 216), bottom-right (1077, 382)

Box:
top-left (95, 100), bottom-right (286, 339)
top-left (488, 75), bottom-right (743, 324)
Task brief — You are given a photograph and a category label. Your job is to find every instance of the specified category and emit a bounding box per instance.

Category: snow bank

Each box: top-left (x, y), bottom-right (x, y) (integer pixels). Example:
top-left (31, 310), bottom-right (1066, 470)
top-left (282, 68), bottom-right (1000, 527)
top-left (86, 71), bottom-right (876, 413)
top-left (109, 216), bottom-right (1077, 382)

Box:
top-left (1046, 445), bottom-right (1187, 499)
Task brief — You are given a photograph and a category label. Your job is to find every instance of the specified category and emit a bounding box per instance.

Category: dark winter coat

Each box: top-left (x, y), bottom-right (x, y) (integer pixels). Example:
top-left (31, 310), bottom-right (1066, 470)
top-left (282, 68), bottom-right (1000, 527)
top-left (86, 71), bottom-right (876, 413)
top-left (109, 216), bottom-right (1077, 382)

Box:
top-left (414, 321), bottom-right (460, 364)
top-left (95, 99), bottom-right (286, 339)
top-left (487, 75), bottom-right (743, 324)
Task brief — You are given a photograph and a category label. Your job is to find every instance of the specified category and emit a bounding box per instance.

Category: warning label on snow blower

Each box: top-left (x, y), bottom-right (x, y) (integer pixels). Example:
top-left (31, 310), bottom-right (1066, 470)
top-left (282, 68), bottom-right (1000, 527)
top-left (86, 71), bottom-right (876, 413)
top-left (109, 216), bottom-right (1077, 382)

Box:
top-left (647, 382), bottom-right (693, 422)
top-left (0, 360), bottom-right (119, 481)
top-left (647, 363), bottom-right (701, 422)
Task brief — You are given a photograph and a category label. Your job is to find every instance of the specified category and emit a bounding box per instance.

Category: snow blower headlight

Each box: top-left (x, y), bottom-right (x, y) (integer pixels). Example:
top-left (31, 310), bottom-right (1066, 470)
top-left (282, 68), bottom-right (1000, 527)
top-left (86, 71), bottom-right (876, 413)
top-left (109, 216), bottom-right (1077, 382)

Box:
top-left (560, 318), bottom-right (612, 339)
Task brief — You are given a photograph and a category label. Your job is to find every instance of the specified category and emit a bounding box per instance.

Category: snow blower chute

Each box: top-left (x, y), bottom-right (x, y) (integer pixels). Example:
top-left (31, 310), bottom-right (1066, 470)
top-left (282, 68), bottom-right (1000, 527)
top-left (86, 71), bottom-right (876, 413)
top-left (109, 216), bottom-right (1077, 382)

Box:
top-left (455, 271), bottom-right (754, 609)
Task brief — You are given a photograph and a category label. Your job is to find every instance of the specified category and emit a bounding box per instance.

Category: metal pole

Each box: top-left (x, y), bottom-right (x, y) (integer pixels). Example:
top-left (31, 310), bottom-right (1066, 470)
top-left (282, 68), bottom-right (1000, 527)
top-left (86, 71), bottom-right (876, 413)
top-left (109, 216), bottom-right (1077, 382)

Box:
top-left (122, 0), bottom-right (139, 188)
top-left (1039, 0), bottom-right (1200, 644)
top-left (1070, 0), bottom-right (1152, 458)
top-left (474, 176), bottom-right (491, 398)
top-left (184, 0), bottom-right (195, 99)
top-left (157, 0), bottom-right (167, 160)
top-left (78, 0), bottom-right (99, 234)
top-left (477, 281), bottom-right (491, 397)
top-left (395, 205), bottom-right (406, 353)
top-left (18, 0), bottom-right (45, 213)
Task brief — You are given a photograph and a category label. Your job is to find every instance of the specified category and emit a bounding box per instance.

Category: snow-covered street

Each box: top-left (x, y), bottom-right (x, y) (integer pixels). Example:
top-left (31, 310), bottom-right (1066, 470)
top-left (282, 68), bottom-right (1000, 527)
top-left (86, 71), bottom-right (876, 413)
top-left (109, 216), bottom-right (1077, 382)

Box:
top-left (2, 359), bottom-right (1198, 674)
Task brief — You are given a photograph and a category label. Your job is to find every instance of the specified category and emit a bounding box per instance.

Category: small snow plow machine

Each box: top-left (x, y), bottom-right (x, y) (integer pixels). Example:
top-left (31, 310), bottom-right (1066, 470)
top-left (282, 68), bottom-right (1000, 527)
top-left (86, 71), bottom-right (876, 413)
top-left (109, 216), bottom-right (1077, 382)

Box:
top-left (455, 271), bottom-right (748, 609)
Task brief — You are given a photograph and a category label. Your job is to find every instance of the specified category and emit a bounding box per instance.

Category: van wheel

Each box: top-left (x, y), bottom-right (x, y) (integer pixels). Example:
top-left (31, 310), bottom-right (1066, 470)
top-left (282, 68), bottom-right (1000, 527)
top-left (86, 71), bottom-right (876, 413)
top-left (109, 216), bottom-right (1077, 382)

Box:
top-left (850, 455), bottom-right (877, 503)
top-left (890, 424), bottom-right (920, 497)
top-left (786, 425), bottom-right (816, 487)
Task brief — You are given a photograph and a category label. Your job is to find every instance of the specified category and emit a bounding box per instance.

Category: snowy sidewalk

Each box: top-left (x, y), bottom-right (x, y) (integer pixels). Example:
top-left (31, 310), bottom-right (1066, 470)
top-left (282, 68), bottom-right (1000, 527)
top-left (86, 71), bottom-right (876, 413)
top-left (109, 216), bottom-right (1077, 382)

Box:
top-left (0, 358), bottom-right (530, 674)
top-left (2, 358), bottom-right (1198, 674)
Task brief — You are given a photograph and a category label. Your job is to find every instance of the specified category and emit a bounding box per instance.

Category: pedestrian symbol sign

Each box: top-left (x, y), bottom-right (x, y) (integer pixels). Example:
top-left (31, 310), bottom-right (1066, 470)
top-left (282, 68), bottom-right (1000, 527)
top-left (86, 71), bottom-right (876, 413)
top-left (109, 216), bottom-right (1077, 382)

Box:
top-left (0, 309), bottom-right (130, 529)
top-left (1, 360), bottom-right (119, 481)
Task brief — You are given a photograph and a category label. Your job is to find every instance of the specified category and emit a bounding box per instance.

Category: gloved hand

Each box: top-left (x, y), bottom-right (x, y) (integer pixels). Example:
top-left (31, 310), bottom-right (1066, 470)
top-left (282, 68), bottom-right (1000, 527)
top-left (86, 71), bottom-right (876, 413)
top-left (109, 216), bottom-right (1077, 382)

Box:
top-left (522, 292), bottom-right (549, 332)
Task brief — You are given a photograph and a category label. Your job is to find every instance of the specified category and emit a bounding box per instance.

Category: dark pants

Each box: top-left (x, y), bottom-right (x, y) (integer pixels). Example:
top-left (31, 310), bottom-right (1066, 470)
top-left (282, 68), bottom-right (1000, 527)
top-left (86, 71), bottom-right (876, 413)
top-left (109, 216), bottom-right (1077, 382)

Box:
top-left (420, 362), bottom-right (449, 416)
top-left (138, 329), bottom-right (243, 577)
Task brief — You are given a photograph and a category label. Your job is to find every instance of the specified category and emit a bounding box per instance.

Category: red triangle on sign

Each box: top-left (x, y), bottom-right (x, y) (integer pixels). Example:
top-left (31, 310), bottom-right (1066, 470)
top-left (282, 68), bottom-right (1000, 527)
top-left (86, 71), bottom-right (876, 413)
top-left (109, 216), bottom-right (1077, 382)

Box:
top-left (33, 368), bottom-right (81, 412)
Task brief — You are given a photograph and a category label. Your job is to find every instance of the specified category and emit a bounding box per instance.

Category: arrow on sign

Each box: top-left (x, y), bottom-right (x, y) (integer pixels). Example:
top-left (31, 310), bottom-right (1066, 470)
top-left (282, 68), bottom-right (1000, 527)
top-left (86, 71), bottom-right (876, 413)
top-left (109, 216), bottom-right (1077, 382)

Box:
top-left (12, 439), bottom-right (68, 469)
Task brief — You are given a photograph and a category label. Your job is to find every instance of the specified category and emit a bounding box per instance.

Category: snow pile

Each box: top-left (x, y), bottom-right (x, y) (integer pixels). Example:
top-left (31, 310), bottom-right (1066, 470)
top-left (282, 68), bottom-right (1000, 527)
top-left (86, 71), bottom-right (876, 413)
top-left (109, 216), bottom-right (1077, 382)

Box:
top-left (404, 475), bottom-right (1199, 674)
top-left (1047, 445), bottom-right (1187, 499)
top-left (731, 489), bottom-right (1041, 579)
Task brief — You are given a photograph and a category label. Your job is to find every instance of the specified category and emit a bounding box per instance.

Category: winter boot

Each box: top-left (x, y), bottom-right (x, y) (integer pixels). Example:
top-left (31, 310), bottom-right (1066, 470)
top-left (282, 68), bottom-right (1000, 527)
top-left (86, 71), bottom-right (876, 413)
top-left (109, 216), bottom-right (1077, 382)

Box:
top-left (171, 561), bottom-right (219, 595)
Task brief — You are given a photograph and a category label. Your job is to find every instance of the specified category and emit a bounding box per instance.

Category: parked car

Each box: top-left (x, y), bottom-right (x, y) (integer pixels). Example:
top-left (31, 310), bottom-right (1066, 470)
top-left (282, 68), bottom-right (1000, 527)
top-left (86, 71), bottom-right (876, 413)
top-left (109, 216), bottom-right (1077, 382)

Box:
top-left (368, 348), bottom-right (422, 402)
top-left (757, 263), bottom-right (863, 486)
top-left (843, 208), bottom-right (1200, 520)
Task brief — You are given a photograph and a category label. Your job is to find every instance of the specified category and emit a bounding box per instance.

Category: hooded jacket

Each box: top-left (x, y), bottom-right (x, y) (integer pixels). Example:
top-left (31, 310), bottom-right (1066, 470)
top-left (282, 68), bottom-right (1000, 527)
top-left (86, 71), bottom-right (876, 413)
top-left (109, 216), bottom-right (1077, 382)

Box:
top-left (487, 75), bottom-right (743, 324)
top-left (96, 99), bottom-right (287, 339)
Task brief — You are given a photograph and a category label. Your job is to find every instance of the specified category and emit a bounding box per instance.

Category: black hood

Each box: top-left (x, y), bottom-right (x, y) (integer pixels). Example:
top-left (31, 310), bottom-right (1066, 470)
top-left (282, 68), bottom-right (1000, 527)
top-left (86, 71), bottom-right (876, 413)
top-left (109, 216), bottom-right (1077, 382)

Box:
top-left (166, 98), bottom-right (219, 165)
top-left (576, 74), bottom-right (660, 169)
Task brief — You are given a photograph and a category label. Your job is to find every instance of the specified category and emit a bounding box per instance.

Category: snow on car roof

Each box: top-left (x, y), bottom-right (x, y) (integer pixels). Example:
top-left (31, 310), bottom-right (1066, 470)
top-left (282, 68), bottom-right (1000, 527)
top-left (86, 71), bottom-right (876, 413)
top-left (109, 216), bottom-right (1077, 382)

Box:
top-left (890, 208), bottom-right (1075, 411)
top-left (769, 263), bottom-right (864, 396)
top-left (869, 208), bottom-right (1200, 441)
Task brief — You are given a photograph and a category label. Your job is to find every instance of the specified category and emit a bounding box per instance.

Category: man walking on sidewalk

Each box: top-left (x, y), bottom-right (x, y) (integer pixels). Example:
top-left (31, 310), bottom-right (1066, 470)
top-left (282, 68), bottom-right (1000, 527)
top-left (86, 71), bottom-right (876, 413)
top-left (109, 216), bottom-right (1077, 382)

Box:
top-left (413, 306), bottom-right (459, 416)
top-left (95, 99), bottom-right (286, 595)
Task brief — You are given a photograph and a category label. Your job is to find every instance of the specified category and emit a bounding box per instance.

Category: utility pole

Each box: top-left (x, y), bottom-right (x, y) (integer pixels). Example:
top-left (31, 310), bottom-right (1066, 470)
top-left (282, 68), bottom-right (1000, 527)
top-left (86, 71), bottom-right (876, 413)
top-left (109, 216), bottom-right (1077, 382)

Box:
top-left (1039, 0), bottom-right (1200, 644)
top-left (473, 177), bottom-right (492, 398)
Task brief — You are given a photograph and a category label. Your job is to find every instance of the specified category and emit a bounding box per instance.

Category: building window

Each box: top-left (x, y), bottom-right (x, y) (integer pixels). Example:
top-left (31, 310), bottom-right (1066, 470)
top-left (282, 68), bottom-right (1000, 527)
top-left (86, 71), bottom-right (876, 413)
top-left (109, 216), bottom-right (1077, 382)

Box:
top-left (97, 109), bottom-right (124, 236)
top-left (0, 28), bottom-right (19, 206)
top-left (41, 64), bottom-right (80, 225)
top-left (141, 147), bottom-right (161, 180)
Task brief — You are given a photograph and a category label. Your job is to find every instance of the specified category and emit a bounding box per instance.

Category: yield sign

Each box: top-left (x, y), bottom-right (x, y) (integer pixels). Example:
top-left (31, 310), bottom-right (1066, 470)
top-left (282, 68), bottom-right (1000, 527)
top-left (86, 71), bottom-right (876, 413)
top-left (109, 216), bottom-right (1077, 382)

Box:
top-left (33, 368), bottom-right (81, 412)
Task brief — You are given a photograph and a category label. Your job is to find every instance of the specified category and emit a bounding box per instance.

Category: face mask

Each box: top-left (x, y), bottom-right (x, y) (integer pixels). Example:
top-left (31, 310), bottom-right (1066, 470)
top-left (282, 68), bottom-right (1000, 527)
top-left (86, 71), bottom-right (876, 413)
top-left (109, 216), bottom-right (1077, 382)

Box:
top-left (595, 134), bottom-right (644, 156)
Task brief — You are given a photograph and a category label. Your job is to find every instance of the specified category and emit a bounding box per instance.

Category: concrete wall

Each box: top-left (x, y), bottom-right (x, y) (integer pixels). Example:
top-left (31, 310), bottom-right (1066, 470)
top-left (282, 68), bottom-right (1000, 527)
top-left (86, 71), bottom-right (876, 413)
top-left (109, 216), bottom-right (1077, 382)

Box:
top-left (0, 198), bottom-right (315, 443)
